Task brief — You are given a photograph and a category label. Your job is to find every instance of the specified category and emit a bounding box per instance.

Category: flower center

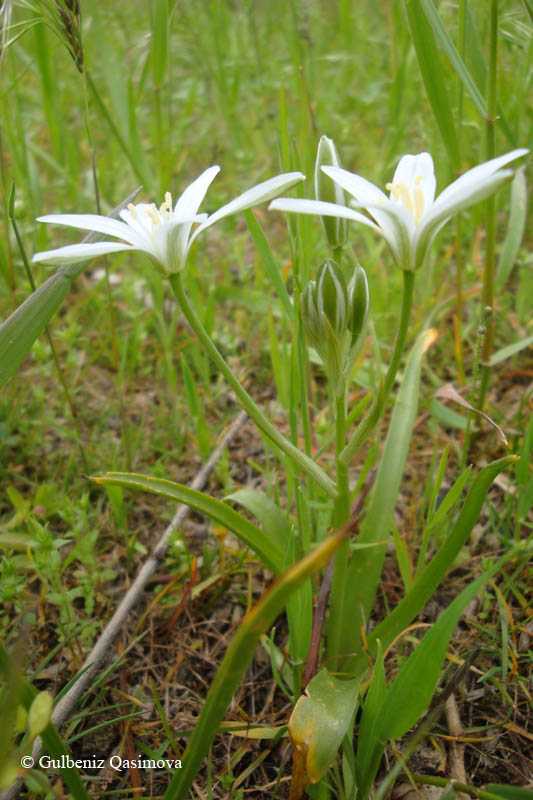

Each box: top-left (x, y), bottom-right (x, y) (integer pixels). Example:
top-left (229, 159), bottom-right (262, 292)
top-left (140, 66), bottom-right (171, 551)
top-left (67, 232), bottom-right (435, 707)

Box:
top-left (386, 175), bottom-right (425, 225)
top-left (128, 191), bottom-right (174, 227)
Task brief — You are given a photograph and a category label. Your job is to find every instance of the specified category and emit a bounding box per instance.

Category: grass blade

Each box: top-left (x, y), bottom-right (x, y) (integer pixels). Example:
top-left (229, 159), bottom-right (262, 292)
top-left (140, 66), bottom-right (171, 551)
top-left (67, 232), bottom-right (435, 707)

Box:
top-left (418, 0), bottom-right (487, 118)
top-left (404, 0), bottom-right (461, 168)
top-left (91, 472), bottom-right (286, 574)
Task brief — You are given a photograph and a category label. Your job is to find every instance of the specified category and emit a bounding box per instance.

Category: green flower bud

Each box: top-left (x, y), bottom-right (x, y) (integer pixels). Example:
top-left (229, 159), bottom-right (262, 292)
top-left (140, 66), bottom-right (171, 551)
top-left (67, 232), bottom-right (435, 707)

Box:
top-left (28, 691), bottom-right (53, 737)
top-left (347, 265), bottom-right (369, 337)
top-left (316, 259), bottom-right (348, 339)
top-left (314, 135), bottom-right (348, 249)
top-left (301, 279), bottom-right (324, 353)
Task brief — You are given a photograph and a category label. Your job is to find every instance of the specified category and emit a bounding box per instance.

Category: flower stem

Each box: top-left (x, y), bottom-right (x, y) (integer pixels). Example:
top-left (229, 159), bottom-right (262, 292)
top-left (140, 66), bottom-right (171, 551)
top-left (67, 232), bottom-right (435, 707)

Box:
top-left (169, 273), bottom-right (337, 498)
top-left (340, 269), bottom-right (415, 465)
top-left (326, 386), bottom-right (351, 664)
top-left (478, 0), bottom-right (498, 410)
top-left (384, 269), bottom-right (416, 396)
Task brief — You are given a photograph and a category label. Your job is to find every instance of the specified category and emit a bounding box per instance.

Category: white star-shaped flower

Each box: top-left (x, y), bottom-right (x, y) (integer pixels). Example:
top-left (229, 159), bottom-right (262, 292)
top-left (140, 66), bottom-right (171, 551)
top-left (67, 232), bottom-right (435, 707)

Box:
top-left (270, 149), bottom-right (528, 270)
top-left (33, 166), bottom-right (305, 275)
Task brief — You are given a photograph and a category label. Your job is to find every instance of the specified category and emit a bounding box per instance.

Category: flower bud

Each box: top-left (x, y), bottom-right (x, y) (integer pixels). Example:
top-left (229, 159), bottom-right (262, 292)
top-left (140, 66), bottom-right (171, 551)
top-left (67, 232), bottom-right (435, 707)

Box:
top-left (347, 265), bottom-right (369, 337)
top-left (301, 279), bottom-right (324, 353)
top-left (316, 259), bottom-right (348, 339)
top-left (314, 135), bottom-right (348, 249)
top-left (28, 691), bottom-right (53, 737)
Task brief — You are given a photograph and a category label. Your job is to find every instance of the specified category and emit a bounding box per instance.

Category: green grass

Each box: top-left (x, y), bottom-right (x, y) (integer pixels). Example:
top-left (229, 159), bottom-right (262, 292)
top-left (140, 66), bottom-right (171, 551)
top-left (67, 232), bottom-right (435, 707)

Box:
top-left (0, 1), bottom-right (531, 798)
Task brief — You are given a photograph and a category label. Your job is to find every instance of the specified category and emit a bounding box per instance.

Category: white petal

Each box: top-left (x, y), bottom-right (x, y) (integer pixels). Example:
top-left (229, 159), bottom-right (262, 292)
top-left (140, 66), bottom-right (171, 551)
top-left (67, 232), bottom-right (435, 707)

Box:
top-left (268, 197), bottom-right (381, 231)
top-left (173, 165), bottom-right (221, 218)
top-left (392, 152), bottom-right (436, 209)
top-left (192, 171), bottom-right (306, 240)
top-left (322, 165), bottom-right (406, 245)
top-left (36, 213), bottom-right (146, 247)
top-left (414, 170), bottom-right (514, 270)
top-left (434, 148), bottom-right (528, 207)
top-left (171, 166), bottom-right (221, 266)
top-left (32, 241), bottom-right (135, 266)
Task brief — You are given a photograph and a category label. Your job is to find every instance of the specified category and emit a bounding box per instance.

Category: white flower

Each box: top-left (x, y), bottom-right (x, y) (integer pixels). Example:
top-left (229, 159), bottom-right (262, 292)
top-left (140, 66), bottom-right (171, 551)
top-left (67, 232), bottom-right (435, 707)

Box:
top-left (270, 149), bottom-right (528, 271)
top-left (33, 167), bottom-right (305, 275)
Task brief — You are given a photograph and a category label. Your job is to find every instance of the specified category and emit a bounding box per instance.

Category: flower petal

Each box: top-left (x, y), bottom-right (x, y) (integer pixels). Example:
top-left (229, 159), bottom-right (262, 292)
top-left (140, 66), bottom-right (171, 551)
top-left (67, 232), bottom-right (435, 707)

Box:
top-left (192, 171), bottom-right (306, 240)
top-left (36, 214), bottom-right (147, 247)
top-left (414, 170), bottom-right (514, 270)
top-left (321, 165), bottom-right (411, 248)
top-left (173, 165), bottom-right (221, 218)
top-left (268, 197), bottom-right (381, 232)
top-left (433, 148), bottom-right (528, 208)
top-left (391, 152), bottom-right (436, 211)
top-left (32, 241), bottom-right (135, 266)
top-left (171, 166), bottom-right (221, 267)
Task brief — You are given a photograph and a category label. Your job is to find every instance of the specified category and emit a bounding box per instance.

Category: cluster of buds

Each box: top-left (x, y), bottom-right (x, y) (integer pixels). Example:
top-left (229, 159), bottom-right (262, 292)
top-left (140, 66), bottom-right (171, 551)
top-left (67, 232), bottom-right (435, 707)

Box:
top-left (301, 259), bottom-right (369, 392)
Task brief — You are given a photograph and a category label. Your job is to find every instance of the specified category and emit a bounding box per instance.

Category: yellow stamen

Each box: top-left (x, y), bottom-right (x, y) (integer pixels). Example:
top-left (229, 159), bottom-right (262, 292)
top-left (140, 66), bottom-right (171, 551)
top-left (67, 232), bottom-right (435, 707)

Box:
top-left (386, 182), bottom-right (414, 215)
top-left (145, 205), bottom-right (160, 224)
top-left (413, 187), bottom-right (424, 225)
top-left (127, 203), bottom-right (137, 219)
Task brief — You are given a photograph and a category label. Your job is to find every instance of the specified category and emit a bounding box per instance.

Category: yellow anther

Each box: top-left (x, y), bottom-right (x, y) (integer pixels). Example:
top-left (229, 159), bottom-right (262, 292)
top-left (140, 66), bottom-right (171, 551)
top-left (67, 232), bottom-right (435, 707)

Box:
top-left (415, 175), bottom-right (423, 185)
top-left (387, 182), bottom-right (414, 215)
top-left (127, 203), bottom-right (137, 219)
top-left (145, 205), bottom-right (160, 224)
top-left (413, 186), bottom-right (425, 225)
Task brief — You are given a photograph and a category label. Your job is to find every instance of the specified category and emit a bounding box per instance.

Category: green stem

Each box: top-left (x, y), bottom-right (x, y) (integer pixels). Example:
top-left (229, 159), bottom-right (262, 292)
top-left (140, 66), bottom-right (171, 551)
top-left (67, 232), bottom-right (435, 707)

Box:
top-left (478, 0), bottom-right (498, 410)
top-left (169, 273), bottom-right (337, 498)
top-left (461, 306), bottom-right (491, 470)
top-left (341, 269), bottom-right (415, 464)
top-left (326, 387), bottom-right (351, 664)
top-left (384, 269), bottom-right (415, 396)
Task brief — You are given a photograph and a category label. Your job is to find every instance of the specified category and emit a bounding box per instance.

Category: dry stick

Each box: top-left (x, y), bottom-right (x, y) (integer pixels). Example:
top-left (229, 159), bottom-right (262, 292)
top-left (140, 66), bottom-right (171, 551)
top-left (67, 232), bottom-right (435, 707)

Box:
top-left (1, 409), bottom-right (248, 800)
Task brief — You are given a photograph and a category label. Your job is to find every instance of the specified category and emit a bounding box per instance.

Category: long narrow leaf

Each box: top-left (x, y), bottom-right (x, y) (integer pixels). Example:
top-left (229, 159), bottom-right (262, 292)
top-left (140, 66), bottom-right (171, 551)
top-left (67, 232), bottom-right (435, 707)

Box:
top-left (335, 329), bottom-right (437, 668)
top-left (0, 188), bottom-right (140, 390)
top-left (404, 0), bottom-right (461, 168)
top-left (91, 473), bottom-right (285, 574)
top-left (351, 455), bottom-right (518, 675)
top-left (373, 554), bottom-right (510, 741)
top-left (162, 522), bottom-right (354, 800)
top-left (418, 0), bottom-right (487, 118)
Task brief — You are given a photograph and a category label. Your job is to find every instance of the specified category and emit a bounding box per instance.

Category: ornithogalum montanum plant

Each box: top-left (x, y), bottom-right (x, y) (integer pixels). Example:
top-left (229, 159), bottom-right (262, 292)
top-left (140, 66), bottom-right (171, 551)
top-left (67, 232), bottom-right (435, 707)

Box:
top-left (26, 140), bottom-right (526, 800)
top-left (270, 148), bottom-right (528, 271)
top-left (33, 166), bottom-right (305, 275)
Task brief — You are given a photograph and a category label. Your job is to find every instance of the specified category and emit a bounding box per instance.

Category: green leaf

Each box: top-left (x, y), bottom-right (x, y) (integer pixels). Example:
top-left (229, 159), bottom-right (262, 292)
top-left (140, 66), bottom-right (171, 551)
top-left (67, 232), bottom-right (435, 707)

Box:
top-left (289, 668), bottom-right (361, 784)
top-left (151, 0), bottom-right (169, 89)
top-left (0, 188), bottom-right (140, 390)
top-left (404, 0), bottom-right (461, 168)
top-left (487, 786), bottom-right (533, 800)
top-left (351, 455), bottom-right (518, 676)
top-left (418, 0), bottom-right (487, 118)
top-left (354, 642), bottom-right (387, 792)
top-left (244, 209), bottom-right (294, 321)
top-left (161, 524), bottom-right (353, 800)
top-left (225, 488), bottom-right (292, 550)
top-left (496, 168), bottom-right (528, 290)
top-left (92, 472), bottom-right (285, 574)
top-left (430, 398), bottom-right (467, 430)
top-left (488, 334), bottom-right (533, 368)
top-left (374, 559), bottom-right (505, 741)
top-left (337, 329), bottom-right (437, 667)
